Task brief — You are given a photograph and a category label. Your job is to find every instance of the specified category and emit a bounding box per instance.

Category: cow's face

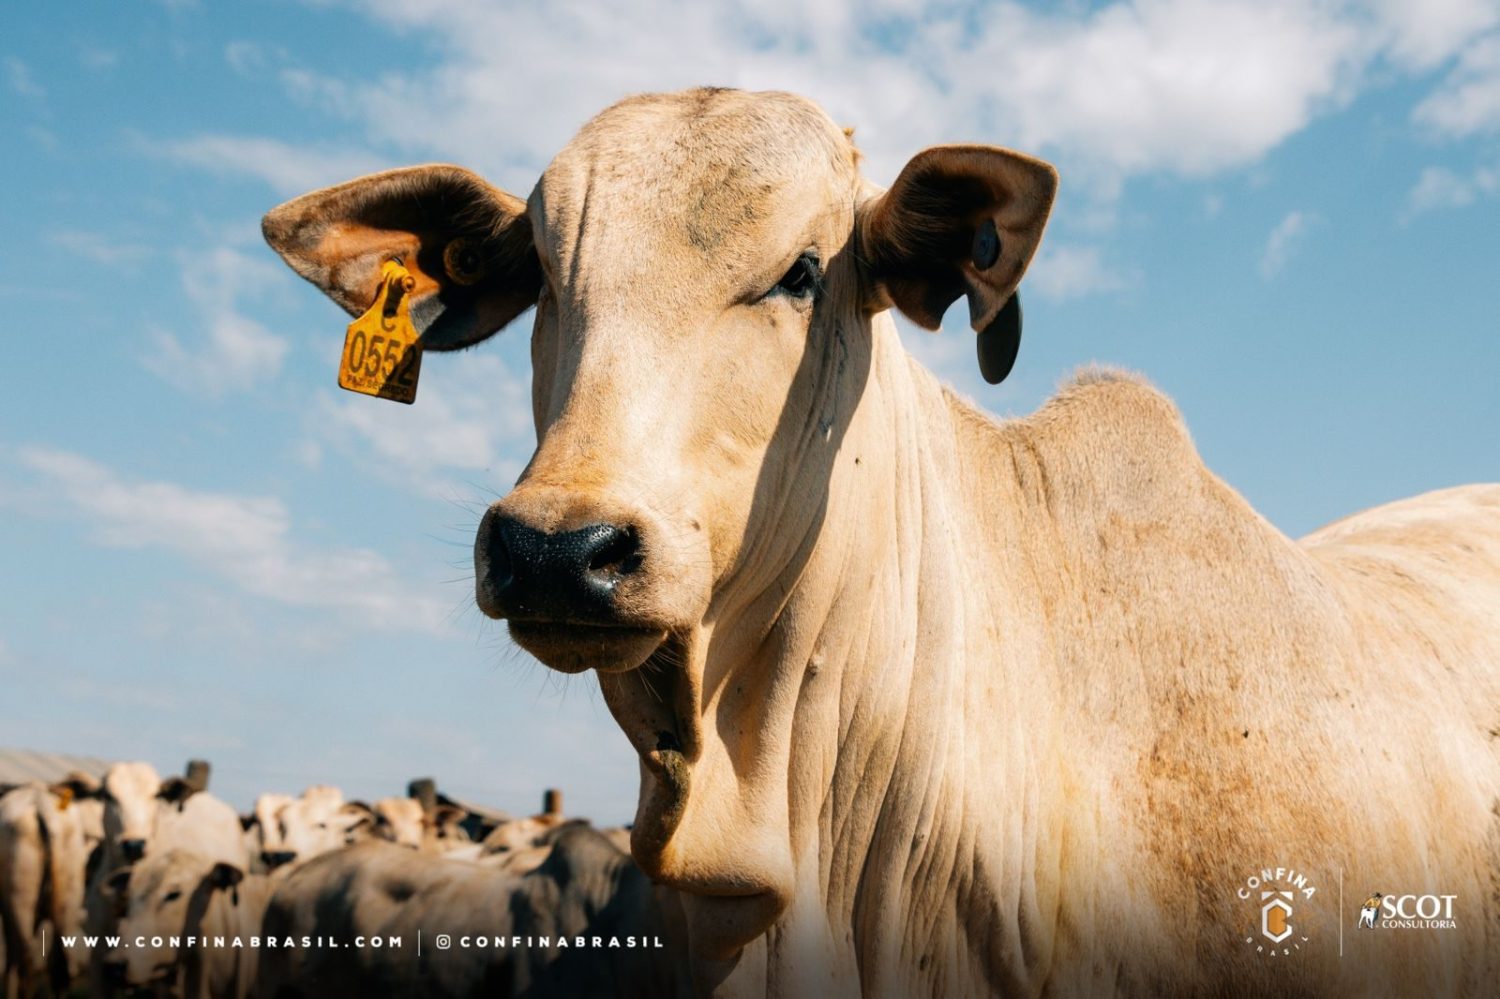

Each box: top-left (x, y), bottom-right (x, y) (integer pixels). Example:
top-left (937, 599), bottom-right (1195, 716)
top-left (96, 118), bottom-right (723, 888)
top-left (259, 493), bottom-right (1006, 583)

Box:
top-left (487, 90), bottom-right (868, 679)
top-left (102, 761), bottom-right (162, 858)
top-left (104, 852), bottom-right (242, 988)
top-left (258, 786), bottom-right (355, 869)
top-left (264, 87), bottom-right (1055, 957)
top-left (373, 797), bottom-right (426, 849)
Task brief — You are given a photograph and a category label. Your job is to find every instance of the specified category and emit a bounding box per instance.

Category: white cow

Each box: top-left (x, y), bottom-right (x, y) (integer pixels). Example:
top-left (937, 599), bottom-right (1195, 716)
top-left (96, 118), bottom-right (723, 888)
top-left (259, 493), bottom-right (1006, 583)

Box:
top-left (0, 779), bottom-right (100, 996)
top-left (263, 86), bottom-right (1500, 996)
top-left (248, 786), bottom-right (370, 874)
top-left (86, 761), bottom-right (246, 990)
top-left (102, 849), bottom-right (272, 998)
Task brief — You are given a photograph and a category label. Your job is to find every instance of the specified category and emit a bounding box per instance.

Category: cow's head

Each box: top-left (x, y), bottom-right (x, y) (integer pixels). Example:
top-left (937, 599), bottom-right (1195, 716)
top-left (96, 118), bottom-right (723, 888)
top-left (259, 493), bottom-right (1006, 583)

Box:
top-left (265, 87), bottom-right (1055, 956)
top-left (102, 761), bottom-right (163, 862)
top-left (103, 850), bottom-right (243, 988)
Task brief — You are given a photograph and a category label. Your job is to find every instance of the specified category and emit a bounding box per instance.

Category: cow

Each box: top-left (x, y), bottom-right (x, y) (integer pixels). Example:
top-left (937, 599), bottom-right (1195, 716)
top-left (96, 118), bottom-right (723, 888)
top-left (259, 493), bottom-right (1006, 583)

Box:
top-left (242, 792), bottom-right (293, 873)
top-left (1359, 893), bottom-right (1383, 930)
top-left (367, 796), bottom-right (473, 853)
top-left (102, 848), bottom-right (272, 998)
top-left (263, 87), bottom-right (1500, 995)
top-left (247, 786), bottom-right (371, 873)
top-left (0, 777), bottom-right (101, 996)
top-left (86, 761), bottom-right (247, 990)
top-left (95, 761), bottom-right (244, 873)
top-left (258, 825), bottom-right (691, 997)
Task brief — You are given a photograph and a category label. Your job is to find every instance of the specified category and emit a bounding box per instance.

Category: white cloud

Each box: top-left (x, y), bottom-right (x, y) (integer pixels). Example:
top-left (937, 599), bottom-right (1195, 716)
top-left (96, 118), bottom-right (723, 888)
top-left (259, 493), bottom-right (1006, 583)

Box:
top-left (248, 0), bottom-right (1495, 203)
top-left (158, 134), bottom-right (391, 196)
top-left (313, 352), bottom-right (533, 499)
top-left (142, 246), bottom-right (291, 396)
top-left (1372, 0), bottom-right (1499, 71)
top-left (49, 229), bottom-right (150, 267)
top-left (225, 40), bottom-right (281, 75)
top-left (5, 56), bottom-right (45, 100)
top-left (1259, 209), bottom-right (1315, 278)
top-left (1402, 160), bottom-right (1500, 218)
top-left (1026, 244), bottom-right (1128, 300)
top-left (17, 447), bottom-right (449, 633)
top-left (1414, 33), bottom-right (1500, 136)
top-left (79, 46), bottom-right (121, 72)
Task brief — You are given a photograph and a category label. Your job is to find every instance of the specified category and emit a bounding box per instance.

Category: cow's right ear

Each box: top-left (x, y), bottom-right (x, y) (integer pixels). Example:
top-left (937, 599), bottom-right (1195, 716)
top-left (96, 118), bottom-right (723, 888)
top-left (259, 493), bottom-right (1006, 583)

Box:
top-left (262, 164), bottom-right (542, 351)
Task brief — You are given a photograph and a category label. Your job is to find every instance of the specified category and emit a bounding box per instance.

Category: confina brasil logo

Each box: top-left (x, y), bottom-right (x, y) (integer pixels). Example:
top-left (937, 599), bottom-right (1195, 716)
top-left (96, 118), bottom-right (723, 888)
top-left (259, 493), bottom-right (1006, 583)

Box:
top-left (1238, 867), bottom-right (1319, 956)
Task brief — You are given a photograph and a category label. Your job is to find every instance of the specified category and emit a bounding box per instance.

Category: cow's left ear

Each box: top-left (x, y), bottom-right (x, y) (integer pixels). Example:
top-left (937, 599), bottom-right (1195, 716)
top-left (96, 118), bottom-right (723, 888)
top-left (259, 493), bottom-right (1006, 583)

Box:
top-left (858, 145), bottom-right (1057, 384)
top-left (262, 164), bottom-right (542, 351)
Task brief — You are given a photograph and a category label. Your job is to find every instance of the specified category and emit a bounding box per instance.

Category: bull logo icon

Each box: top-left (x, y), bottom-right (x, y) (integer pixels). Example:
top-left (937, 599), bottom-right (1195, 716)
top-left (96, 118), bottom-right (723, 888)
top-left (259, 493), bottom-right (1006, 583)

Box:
top-left (1358, 893), bottom-right (1383, 929)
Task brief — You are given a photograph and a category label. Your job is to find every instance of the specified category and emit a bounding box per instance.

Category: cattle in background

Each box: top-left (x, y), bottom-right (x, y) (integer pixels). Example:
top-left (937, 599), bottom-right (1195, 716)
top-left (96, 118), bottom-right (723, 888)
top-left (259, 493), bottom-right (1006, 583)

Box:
top-left (86, 760), bottom-right (247, 991)
top-left (259, 824), bottom-right (691, 997)
top-left (101, 848), bottom-right (272, 998)
top-left (0, 775), bottom-right (102, 996)
top-left (241, 792), bottom-right (293, 874)
top-left (246, 786), bottom-right (372, 874)
top-left (265, 86), bottom-right (1500, 995)
top-left (410, 777), bottom-right (512, 844)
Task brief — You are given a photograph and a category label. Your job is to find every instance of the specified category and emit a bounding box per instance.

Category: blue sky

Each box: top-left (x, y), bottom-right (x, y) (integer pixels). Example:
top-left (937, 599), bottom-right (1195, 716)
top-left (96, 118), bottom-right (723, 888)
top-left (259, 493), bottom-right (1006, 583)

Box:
top-left (2, 0), bottom-right (1497, 819)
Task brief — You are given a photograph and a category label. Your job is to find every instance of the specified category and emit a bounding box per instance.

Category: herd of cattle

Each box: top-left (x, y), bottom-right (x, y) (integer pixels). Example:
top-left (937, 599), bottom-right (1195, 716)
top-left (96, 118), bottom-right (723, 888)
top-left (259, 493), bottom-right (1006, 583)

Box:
top-left (0, 759), bottom-right (690, 997)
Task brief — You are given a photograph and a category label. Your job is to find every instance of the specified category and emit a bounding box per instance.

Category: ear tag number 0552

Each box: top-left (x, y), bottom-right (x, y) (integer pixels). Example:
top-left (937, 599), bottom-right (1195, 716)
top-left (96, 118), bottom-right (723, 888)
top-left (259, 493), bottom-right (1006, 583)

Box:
top-left (338, 260), bottom-right (423, 404)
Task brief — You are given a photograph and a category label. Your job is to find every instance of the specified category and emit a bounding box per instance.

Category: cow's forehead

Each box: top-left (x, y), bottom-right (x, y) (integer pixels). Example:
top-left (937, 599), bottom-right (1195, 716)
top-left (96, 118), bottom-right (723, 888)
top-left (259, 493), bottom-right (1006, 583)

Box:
top-left (106, 762), bottom-right (157, 797)
top-left (534, 89), bottom-right (860, 273)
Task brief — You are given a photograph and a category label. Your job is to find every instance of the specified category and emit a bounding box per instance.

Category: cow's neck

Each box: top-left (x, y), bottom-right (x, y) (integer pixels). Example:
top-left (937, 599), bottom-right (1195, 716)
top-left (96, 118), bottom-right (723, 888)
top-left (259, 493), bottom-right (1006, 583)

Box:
top-left (717, 317), bottom-right (1065, 996)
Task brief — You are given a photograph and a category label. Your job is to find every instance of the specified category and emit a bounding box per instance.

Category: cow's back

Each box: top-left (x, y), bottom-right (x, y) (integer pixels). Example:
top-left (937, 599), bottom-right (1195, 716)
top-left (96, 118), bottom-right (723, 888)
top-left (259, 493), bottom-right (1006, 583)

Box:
top-left (947, 373), bottom-right (1500, 994)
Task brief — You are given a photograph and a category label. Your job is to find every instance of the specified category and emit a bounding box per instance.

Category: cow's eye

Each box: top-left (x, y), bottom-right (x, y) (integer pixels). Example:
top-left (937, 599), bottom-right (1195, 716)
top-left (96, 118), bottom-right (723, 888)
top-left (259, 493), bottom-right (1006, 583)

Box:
top-left (163, 889), bottom-right (182, 903)
top-left (771, 252), bottom-right (821, 300)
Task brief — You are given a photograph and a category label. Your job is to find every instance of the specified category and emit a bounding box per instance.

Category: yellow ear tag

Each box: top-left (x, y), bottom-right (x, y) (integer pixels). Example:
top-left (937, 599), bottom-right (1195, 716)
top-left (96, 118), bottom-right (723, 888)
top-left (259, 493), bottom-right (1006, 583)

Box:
top-left (54, 787), bottom-right (74, 811)
top-left (338, 259), bottom-right (423, 404)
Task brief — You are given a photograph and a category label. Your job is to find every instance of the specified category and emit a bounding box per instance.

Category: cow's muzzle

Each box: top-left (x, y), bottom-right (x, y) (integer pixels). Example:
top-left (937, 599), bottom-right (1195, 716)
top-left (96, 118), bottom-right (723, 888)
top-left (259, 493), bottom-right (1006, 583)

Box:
top-left (476, 512), bottom-right (666, 673)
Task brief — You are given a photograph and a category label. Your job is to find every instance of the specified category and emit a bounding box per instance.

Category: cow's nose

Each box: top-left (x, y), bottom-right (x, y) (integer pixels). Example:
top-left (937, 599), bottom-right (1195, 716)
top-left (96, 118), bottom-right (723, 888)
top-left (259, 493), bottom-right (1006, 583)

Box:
top-left (103, 959), bottom-right (128, 985)
top-left (120, 838), bottom-right (146, 863)
top-left (485, 517), bottom-right (643, 620)
top-left (263, 850), bottom-right (297, 869)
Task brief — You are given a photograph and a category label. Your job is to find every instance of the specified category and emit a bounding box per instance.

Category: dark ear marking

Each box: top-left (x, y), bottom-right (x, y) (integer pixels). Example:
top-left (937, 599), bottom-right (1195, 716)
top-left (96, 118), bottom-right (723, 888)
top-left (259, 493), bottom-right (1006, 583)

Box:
top-left (443, 237), bottom-right (485, 286)
top-left (972, 219), bottom-right (1001, 271)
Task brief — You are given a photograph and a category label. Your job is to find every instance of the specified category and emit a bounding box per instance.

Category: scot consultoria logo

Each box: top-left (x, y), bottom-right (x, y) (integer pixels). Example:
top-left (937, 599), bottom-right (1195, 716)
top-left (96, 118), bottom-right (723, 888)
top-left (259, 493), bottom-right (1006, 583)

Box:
top-left (1237, 867), bottom-right (1319, 956)
top-left (1354, 892), bottom-right (1458, 930)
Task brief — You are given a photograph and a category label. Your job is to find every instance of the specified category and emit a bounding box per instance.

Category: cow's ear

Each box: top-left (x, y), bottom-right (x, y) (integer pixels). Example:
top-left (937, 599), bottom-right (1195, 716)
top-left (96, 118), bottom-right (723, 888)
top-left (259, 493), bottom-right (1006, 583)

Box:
top-left (337, 802), bottom-right (376, 841)
top-left (53, 771), bottom-right (102, 799)
top-left (208, 862), bottom-right (244, 890)
top-left (857, 145), bottom-right (1057, 384)
top-left (262, 164), bottom-right (542, 352)
top-left (157, 776), bottom-right (200, 806)
top-left (424, 804), bottom-right (467, 834)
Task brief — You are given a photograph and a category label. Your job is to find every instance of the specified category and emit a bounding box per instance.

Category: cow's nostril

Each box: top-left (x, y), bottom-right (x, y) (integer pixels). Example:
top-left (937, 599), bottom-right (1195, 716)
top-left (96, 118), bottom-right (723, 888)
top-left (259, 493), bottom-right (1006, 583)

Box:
top-left (488, 516), bottom-right (514, 583)
top-left (587, 525), bottom-right (642, 575)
